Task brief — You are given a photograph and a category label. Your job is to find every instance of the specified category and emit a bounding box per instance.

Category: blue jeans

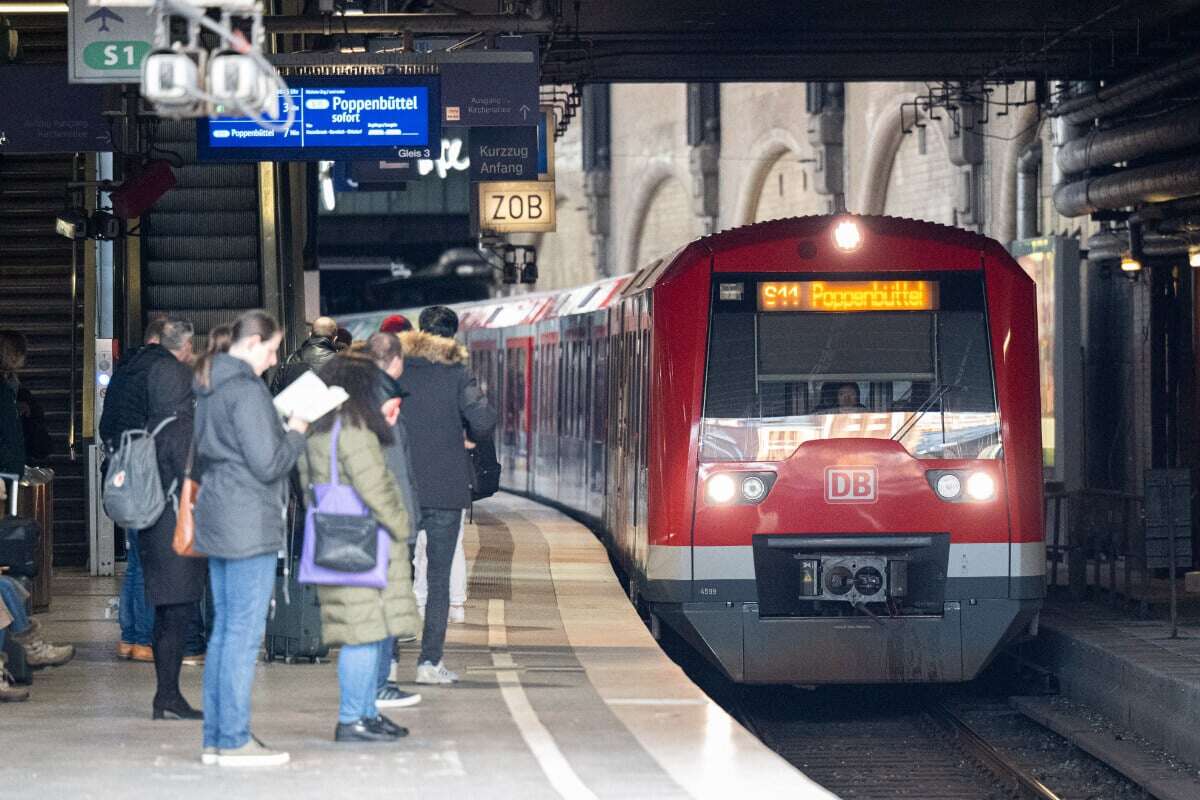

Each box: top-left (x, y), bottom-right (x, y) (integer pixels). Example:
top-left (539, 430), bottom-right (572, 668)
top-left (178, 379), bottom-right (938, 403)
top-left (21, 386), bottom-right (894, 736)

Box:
top-left (417, 508), bottom-right (463, 666)
top-left (202, 554), bottom-right (276, 750)
top-left (0, 576), bottom-right (32, 651)
top-left (119, 529), bottom-right (154, 646)
top-left (338, 640), bottom-right (385, 723)
top-left (376, 636), bottom-right (394, 691)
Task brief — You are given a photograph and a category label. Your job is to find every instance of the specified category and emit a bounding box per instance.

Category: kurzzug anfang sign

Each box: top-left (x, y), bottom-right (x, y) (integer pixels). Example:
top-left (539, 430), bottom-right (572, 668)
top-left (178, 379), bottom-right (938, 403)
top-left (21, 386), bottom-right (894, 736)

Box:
top-left (468, 126), bottom-right (537, 181)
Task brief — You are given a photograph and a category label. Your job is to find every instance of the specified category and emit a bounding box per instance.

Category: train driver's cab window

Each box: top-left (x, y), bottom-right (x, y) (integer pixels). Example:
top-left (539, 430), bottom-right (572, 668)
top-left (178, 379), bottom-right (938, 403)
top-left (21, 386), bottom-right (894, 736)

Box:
top-left (701, 273), bottom-right (1001, 462)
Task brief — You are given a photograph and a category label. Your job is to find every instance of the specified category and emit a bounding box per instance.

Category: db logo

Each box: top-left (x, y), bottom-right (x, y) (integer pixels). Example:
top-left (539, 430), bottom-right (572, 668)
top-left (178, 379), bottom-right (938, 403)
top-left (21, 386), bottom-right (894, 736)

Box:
top-left (825, 467), bottom-right (877, 503)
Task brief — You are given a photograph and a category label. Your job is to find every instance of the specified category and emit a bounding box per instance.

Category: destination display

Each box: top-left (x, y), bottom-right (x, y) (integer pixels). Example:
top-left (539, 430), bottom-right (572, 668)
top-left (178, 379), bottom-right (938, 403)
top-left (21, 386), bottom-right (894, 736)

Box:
top-left (758, 280), bottom-right (939, 312)
top-left (197, 76), bottom-right (440, 162)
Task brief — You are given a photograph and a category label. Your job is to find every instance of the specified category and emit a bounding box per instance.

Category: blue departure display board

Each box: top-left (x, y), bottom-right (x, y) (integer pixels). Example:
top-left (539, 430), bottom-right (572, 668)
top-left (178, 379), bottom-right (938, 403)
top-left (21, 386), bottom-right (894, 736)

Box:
top-left (196, 76), bottom-right (440, 162)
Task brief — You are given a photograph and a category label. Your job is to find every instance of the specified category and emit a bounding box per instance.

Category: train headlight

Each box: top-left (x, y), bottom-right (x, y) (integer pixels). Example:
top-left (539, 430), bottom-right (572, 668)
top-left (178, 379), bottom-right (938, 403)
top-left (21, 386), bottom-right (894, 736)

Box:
top-left (706, 473), bottom-right (737, 505)
top-left (741, 475), bottom-right (767, 502)
top-left (832, 218), bottom-right (863, 252)
top-left (965, 472), bottom-right (996, 501)
top-left (934, 473), bottom-right (962, 500)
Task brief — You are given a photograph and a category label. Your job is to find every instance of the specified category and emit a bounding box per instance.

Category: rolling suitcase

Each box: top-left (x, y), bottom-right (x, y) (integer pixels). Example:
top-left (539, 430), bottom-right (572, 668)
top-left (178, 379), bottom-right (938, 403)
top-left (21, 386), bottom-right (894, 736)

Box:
top-left (18, 468), bottom-right (53, 610)
top-left (263, 498), bottom-right (327, 663)
top-left (264, 560), bottom-right (327, 663)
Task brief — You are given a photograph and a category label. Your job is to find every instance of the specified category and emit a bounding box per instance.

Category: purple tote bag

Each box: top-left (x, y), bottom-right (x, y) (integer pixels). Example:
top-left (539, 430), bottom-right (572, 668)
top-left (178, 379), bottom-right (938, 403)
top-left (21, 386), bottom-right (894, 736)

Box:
top-left (297, 418), bottom-right (390, 589)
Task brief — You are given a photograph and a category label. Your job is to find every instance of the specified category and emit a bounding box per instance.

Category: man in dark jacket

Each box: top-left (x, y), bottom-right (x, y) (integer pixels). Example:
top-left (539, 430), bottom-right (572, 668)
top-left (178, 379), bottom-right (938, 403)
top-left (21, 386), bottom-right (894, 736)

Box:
top-left (396, 306), bottom-right (496, 685)
top-left (270, 316), bottom-right (339, 394)
top-left (100, 316), bottom-right (194, 662)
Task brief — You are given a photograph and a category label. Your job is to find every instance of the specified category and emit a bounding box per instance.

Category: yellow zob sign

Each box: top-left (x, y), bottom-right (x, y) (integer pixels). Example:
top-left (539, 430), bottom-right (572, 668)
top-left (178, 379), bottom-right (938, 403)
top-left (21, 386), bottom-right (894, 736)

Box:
top-left (758, 280), bottom-right (939, 312)
top-left (477, 181), bottom-right (557, 234)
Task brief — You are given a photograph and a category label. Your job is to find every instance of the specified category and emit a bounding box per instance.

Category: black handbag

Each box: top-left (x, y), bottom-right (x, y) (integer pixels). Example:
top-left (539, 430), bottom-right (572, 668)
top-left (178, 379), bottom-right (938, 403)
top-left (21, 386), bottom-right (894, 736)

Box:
top-left (470, 438), bottom-right (502, 501)
top-left (308, 418), bottom-right (379, 574)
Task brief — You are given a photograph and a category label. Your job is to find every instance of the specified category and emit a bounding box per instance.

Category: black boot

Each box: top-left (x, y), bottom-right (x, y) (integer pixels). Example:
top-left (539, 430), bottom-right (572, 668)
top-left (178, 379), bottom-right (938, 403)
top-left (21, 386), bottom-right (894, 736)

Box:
top-left (334, 717), bottom-right (401, 742)
top-left (153, 696), bottom-right (203, 720)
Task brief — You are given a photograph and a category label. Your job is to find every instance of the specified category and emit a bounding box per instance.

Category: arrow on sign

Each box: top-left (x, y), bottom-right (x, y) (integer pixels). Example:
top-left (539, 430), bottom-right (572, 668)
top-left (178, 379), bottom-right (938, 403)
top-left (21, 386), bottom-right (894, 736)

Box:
top-left (519, 104), bottom-right (531, 120)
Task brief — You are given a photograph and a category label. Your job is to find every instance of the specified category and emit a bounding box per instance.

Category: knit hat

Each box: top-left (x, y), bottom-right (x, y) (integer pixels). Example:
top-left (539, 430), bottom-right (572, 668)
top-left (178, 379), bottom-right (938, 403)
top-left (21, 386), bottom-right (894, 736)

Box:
top-left (379, 314), bottom-right (413, 333)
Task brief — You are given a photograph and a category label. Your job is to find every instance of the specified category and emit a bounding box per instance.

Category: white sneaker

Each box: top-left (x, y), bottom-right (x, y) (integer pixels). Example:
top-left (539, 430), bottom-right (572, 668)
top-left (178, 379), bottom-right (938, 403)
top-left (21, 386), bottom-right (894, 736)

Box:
top-left (216, 736), bottom-right (290, 767)
top-left (449, 604), bottom-right (465, 624)
top-left (415, 660), bottom-right (459, 685)
top-left (201, 747), bottom-right (219, 766)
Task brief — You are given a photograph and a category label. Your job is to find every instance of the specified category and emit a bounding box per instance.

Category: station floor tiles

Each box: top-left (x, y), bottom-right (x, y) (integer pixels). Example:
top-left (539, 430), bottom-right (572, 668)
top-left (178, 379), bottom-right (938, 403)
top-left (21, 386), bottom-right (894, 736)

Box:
top-left (0, 493), bottom-right (833, 799)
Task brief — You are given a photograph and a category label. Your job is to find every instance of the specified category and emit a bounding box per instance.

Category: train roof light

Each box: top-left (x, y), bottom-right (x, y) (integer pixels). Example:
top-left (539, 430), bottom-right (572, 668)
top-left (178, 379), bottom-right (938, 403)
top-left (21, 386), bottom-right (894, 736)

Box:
top-left (1189, 245), bottom-right (1200, 269)
top-left (832, 217), bottom-right (863, 252)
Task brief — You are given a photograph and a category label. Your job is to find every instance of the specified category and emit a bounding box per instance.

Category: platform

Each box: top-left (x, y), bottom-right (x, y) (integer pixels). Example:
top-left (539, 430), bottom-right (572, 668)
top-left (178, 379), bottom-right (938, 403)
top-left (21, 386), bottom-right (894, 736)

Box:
top-left (1026, 598), bottom-right (1200, 769)
top-left (0, 493), bottom-right (831, 799)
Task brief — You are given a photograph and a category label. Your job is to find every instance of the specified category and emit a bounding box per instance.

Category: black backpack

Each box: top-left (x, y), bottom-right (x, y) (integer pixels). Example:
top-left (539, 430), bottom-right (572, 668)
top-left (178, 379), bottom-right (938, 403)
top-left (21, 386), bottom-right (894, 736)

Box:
top-left (470, 439), bottom-right (502, 501)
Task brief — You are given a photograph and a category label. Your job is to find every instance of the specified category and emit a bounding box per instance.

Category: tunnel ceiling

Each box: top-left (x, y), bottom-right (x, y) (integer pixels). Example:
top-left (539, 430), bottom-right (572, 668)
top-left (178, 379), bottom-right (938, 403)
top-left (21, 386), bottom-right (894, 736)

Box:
top-left (3, 0), bottom-right (1200, 81)
top-left (463, 0), bottom-right (1200, 83)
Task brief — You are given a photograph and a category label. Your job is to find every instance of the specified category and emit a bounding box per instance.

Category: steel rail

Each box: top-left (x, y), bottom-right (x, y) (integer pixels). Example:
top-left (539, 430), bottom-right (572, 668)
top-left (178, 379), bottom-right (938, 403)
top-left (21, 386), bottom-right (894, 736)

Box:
top-left (925, 702), bottom-right (1062, 800)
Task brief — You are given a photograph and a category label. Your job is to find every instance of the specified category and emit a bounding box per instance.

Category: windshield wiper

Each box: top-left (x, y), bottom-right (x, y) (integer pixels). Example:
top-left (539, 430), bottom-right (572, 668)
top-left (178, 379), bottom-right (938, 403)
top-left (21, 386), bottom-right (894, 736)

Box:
top-left (891, 383), bottom-right (959, 443)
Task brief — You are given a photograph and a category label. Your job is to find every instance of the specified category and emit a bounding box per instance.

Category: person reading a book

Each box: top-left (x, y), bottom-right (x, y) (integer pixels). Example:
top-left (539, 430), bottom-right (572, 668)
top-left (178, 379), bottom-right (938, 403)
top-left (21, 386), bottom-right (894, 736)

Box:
top-left (192, 311), bottom-right (309, 768)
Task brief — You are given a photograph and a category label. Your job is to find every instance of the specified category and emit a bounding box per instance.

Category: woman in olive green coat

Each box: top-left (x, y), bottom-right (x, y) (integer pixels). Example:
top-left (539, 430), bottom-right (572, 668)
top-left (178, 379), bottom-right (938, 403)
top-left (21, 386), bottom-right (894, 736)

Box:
top-left (302, 356), bottom-right (419, 743)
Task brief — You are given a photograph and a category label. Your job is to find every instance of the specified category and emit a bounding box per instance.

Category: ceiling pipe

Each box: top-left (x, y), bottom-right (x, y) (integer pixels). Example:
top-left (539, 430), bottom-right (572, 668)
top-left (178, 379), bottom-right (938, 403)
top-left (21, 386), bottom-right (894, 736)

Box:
top-left (1051, 52), bottom-right (1200, 126)
top-left (261, 13), bottom-right (555, 35)
top-left (1052, 154), bottom-right (1200, 218)
top-left (1086, 230), bottom-right (1192, 261)
top-left (1056, 104), bottom-right (1200, 177)
top-left (1016, 139), bottom-right (1042, 240)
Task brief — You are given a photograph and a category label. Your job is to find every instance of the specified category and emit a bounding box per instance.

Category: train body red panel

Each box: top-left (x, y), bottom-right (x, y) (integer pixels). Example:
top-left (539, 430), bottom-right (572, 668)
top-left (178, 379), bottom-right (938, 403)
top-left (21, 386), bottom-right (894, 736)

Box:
top-left (344, 215), bottom-right (1044, 684)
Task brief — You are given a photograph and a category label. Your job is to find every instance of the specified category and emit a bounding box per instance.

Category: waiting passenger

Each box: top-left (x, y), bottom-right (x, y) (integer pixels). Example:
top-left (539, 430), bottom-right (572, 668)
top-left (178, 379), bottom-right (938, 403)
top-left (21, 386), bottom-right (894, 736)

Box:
top-left (0, 573), bottom-right (75, 701)
top-left (0, 331), bottom-right (27, 494)
top-left (99, 317), bottom-right (179, 664)
top-left (396, 306), bottom-right (496, 685)
top-left (271, 316), bottom-right (340, 394)
top-left (364, 332), bottom-right (423, 709)
top-left (305, 354), bottom-right (419, 742)
top-left (193, 311), bottom-right (308, 767)
top-left (136, 317), bottom-right (206, 721)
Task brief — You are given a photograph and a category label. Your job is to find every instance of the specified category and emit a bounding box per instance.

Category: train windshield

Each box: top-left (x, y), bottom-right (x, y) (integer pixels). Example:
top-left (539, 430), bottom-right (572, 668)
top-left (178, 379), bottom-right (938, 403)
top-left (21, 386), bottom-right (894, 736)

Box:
top-left (701, 273), bottom-right (1000, 462)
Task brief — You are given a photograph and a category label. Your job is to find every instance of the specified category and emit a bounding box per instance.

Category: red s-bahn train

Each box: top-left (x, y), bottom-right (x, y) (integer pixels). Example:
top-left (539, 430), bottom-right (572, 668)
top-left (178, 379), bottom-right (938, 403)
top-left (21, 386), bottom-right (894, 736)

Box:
top-left (345, 215), bottom-right (1045, 684)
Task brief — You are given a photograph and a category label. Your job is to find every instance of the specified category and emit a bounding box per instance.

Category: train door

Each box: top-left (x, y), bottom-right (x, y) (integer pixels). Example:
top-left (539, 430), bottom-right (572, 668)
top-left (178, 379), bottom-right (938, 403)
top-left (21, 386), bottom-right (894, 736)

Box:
top-left (587, 310), bottom-right (608, 521)
top-left (503, 328), bottom-right (532, 494)
top-left (634, 294), bottom-right (652, 573)
top-left (534, 320), bottom-right (560, 502)
top-left (560, 316), bottom-right (588, 512)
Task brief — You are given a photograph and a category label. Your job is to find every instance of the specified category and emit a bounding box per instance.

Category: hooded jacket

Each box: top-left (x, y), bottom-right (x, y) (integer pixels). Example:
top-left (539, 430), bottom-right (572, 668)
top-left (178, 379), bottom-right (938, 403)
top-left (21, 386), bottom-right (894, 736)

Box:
top-left (394, 330), bottom-right (497, 510)
top-left (193, 353), bottom-right (306, 560)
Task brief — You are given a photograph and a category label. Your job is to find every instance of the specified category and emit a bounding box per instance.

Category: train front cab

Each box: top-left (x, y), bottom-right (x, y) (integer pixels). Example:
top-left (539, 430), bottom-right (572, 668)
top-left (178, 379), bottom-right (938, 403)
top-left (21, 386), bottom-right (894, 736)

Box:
top-left (645, 218), bottom-right (1045, 685)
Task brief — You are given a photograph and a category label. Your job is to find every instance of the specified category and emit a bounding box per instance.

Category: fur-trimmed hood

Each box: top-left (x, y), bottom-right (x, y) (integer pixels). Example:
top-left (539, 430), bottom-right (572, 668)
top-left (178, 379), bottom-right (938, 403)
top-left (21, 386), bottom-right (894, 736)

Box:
top-left (398, 330), bottom-right (468, 365)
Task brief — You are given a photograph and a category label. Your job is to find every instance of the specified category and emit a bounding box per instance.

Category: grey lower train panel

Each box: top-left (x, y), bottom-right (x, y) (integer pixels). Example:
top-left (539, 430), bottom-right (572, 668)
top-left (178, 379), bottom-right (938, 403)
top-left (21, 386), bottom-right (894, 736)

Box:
top-left (658, 598), bottom-right (1039, 684)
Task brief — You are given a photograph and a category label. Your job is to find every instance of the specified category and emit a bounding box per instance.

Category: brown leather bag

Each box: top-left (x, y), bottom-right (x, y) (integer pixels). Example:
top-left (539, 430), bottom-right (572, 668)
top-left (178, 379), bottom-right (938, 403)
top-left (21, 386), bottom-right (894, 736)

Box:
top-left (172, 443), bottom-right (204, 558)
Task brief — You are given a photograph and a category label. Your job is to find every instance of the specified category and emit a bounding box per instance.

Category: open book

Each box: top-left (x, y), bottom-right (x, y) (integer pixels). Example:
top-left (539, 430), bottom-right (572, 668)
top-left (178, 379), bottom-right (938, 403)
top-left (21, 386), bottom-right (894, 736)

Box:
top-left (272, 370), bottom-right (349, 424)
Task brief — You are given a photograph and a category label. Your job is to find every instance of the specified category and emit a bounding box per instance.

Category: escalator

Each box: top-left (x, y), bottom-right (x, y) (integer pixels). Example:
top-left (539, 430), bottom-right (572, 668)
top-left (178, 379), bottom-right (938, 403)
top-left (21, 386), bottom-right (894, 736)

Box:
top-left (0, 154), bottom-right (87, 565)
top-left (140, 121), bottom-right (263, 337)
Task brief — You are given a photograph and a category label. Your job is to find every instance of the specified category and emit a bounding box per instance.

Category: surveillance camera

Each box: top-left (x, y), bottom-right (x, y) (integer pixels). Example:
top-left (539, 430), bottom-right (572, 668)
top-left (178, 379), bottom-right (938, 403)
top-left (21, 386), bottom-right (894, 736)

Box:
top-left (141, 50), bottom-right (202, 111)
top-left (208, 52), bottom-right (271, 114)
top-left (55, 210), bottom-right (88, 240)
